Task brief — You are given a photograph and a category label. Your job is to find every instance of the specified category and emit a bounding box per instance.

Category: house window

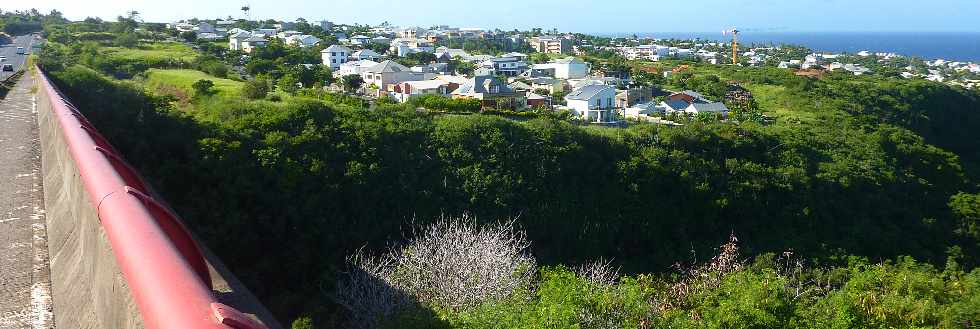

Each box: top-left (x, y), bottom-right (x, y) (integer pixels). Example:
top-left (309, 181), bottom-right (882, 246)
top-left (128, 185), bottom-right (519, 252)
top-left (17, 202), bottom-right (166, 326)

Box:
top-left (332, 59), bottom-right (337, 64)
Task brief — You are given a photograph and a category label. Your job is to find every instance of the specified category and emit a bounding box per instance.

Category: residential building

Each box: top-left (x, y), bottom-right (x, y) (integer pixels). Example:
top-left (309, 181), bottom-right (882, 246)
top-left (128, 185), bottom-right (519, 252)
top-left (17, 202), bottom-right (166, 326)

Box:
top-left (371, 36), bottom-right (392, 45)
top-left (336, 60), bottom-right (379, 77)
top-left (564, 85), bottom-right (618, 123)
top-left (196, 32), bottom-right (223, 41)
top-left (253, 28), bottom-right (278, 37)
top-left (319, 20), bottom-right (334, 31)
top-left (349, 35), bottom-right (371, 45)
top-left (477, 57), bottom-right (528, 77)
top-left (390, 38), bottom-right (434, 56)
top-left (391, 79), bottom-right (457, 102)
top-left (275, 22), bottom-right (297, 31)
top-left (228, 31), bottom-right (251, 51)
top-left (322, 45), bottom-right (354, 70)
top-left (397, 27), bottom-right (429, 39)
top-left (197, 22), bottom-right (216, 34)
top-left (278, 30), bottom-right (303, 39)
top-left (625, 102), bottom-right (668, 120)
top-left (286, 34), bottom-right (322, 48)
top-left (241, 36), bottom-right (269, 53)
top-left (532, 57), bottom-right (590, 79)
top-left (451, 76), bottom-right (525, 109)
top-left (411, 63), bottom-right (451, 74)
top-left (529, 36), bottom-right (571, 54)
top-left (361, 60), bottom-right (432, 90)
top-left (615, 86), bottom-right (652, 108)
top-left (661, 91), bottom-right (730, 117)
top-left (352, 49), bottom-right (382, 62)
top-left (500, 52), bottom-right (529, 62)
top-left (508, 80), bottom-right (533, 93)
top-left (435, 47), bottom-right (470, 60)
top-left (526, 92), bottom-right (551, 108)
top-left (527, 77), bottom-right (565, 94)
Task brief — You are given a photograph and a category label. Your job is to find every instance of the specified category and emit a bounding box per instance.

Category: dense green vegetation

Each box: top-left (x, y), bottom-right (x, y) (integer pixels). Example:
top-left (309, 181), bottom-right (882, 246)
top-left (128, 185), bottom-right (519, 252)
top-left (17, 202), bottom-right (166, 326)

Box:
top-left (350, 231), bottom-right (980, 329)
top-left (32, 16), bottom-right (980, 327)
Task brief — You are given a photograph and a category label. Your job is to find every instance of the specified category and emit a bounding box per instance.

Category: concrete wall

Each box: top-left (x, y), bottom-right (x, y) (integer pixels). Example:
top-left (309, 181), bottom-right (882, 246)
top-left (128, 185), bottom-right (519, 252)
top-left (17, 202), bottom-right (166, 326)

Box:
top-left (37, 73), bottom-right (145, 329)
top-left (36, 73), bottom-right (282, 329)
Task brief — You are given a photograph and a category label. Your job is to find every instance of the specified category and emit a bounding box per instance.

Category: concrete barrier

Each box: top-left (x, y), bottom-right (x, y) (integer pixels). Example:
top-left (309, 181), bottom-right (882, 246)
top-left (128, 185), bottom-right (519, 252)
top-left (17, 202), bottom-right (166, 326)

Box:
top-left (35, 69), bottom-right (282, 329)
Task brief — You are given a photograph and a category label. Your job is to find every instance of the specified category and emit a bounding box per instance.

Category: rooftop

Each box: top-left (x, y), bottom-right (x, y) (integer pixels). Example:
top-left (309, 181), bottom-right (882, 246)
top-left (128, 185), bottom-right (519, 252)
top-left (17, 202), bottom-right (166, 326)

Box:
top-left (565, 85), bottom-right (614, 101)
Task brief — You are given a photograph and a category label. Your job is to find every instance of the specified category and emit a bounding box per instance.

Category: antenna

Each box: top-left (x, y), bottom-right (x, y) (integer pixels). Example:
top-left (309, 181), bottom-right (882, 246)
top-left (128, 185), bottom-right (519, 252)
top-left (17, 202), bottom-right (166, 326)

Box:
top-left (240, 3), bottom-right (251, 20)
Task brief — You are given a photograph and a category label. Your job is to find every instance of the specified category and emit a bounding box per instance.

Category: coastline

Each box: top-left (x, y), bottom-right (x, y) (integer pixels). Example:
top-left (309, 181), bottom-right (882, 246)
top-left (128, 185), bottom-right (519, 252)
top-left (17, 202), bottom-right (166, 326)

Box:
top-left (594, 31), bottom-right (980, 62)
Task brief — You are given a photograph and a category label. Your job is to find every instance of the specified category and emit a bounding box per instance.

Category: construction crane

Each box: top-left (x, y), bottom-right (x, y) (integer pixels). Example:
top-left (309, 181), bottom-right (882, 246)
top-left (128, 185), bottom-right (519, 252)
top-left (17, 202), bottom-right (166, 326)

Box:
top-left (723, 27), bottom-right (740, 65)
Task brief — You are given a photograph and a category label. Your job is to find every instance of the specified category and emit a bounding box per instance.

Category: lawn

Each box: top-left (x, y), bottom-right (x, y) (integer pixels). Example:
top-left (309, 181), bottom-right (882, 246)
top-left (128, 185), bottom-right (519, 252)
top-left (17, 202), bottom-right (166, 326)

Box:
top-left (104, 42), bottom-right (199, 62)
top-left (143, 69), bottom-right (244, 99)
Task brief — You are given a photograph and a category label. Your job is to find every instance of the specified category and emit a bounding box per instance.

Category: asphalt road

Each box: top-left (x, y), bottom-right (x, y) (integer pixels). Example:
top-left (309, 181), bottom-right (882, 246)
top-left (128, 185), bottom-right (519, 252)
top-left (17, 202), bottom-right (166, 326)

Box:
top-left (0, 35), bottom-right (36, 80)
top-left (0, 34), bottom-right (54, 328)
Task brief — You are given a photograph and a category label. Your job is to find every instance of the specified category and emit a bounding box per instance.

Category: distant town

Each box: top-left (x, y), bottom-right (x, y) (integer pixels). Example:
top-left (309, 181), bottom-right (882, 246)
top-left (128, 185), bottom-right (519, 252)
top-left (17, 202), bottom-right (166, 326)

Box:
top-left (160, 18), bottom-right (980, 125)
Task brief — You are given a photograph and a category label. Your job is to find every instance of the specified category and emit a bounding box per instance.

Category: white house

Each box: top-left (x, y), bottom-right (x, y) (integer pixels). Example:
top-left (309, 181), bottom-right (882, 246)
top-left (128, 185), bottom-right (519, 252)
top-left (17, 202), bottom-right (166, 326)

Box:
top-left (286, 35), bottom-right (322, 48)
top-left (371, 36), bottom-right (392, 45)
top-left (228, 31), bottom-right (251, 51)
top-left (564, 85), bottom-right (618, 123)
top-left (278, 30), bottom-right (303, 39)
top-left (349, 35), bottom-right (371, 45)
top-left (500, 52), bottom-right (529, 62)
top-left (336, 60), bottom-right (379, 77)
top-left (322, 45), bottom-right (354, 70)
top-left (435, 47), bottom-right (470, 60)
top-left (391, 79), bottom-right (454, 102)
top-left (390, 38), bottom-right (434, 56)
top-left (352, 49), bottom-right (382, 62)
top-left (532, 57), bottom-right (590, 79)
top-left (253, 28), bottom-right (278, 37)
top-left (625, 102), bottom-right (669, 120)
top-left (361, 60), bottom-right (430, 90)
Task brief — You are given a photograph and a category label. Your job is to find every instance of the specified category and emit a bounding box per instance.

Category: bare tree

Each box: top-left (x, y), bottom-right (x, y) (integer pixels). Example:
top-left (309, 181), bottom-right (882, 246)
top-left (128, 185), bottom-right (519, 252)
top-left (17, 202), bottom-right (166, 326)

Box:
top-left (657, 234), bottom-right (745, 313)
top-left (576, 258), bottom-right (620, 287)
top-left (335, 216), bottom-right (537, 328)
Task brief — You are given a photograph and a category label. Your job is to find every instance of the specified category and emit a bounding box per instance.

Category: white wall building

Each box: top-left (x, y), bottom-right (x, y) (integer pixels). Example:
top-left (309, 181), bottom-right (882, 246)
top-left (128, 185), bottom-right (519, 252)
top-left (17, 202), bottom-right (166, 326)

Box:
top-left (564, 85), bottom-right (618, 123)
top-left (322, 45), bottom-right (354, 70)
top-left (352, 49), bottom-right (382, 62)
top-left (361, 60), bottom-right (432, 90)
top-left (532, 57), bottom-right (590, 79)
top-left (335, 60), bottom-right (379, 77)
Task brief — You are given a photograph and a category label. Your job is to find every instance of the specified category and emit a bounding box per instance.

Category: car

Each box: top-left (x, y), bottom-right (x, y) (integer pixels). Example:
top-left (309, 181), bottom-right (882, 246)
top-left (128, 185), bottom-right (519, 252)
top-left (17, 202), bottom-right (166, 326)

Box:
top-left (2, 64), bottom-right (14, 71)
top-left (0, 56), bottom-right (6, 62)
top-left (16, 47), bottom-right (25, 54)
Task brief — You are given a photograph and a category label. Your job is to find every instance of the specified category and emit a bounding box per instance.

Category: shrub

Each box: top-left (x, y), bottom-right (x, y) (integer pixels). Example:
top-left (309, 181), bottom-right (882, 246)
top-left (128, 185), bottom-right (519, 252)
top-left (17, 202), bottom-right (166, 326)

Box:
top-left (576, 258), bottom-right (621, 287)
top-left (116, 33), bottom-right (138, 48)
top-left (241, 78), bottom-right (270, 99)
top-left (336, 217), bottom-right (536, 328)
top-left (191, 79), bottom-right (214, 96)
top-left (406, 94), bottom-right (481, 112)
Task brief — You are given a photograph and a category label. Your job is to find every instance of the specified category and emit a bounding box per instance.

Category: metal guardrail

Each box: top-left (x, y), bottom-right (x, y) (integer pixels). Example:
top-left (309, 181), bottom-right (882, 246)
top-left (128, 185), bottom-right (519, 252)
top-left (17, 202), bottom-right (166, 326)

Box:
top-left (36, 67), bottom-right (269, 329)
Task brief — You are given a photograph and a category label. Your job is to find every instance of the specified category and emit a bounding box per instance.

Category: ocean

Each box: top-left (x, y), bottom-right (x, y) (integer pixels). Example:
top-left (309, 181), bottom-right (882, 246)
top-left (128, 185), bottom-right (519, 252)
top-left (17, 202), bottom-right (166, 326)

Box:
top-left (598, 32), bottom-right (980, 62)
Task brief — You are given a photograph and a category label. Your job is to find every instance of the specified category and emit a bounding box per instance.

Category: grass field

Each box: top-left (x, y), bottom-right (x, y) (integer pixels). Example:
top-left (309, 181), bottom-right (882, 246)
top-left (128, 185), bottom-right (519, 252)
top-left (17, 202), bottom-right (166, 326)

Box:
top-left (143, 69), bottom-right (243, 99)
top-left (104, 42), bottom-right (199, 62)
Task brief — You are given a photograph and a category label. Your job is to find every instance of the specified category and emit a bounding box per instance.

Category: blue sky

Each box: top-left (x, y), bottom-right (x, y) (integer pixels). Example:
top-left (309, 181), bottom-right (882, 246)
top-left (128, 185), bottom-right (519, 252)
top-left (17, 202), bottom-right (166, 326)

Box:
top-left (9, 0), bottom-right (980, 33)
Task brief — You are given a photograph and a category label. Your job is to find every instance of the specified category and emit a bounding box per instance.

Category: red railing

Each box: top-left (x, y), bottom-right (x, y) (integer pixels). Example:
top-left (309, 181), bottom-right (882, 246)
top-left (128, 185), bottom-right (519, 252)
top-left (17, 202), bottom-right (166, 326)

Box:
top-left (37, 68), bottom-right (268, 329)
